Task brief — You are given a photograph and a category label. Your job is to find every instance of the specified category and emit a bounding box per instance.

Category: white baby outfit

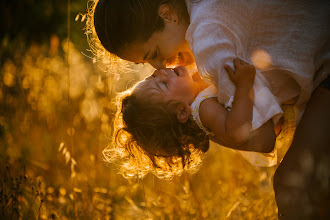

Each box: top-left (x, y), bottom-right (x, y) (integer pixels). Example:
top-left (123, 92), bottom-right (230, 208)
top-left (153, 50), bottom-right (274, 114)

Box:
top-left (191, 85), bottom-right (219, 136)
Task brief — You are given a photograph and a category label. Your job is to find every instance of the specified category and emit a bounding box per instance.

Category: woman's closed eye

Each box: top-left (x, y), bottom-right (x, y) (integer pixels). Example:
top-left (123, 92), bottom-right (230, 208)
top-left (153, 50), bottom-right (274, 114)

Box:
top-left (162, 82), bottom-right (168, 88)
top-left (150, 48), bottom-right (158, 60)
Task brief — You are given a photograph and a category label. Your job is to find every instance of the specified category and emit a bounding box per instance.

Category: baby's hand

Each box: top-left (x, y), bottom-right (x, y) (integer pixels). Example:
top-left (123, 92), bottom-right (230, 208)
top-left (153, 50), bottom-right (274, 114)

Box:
top-left (224, 58), bottom-right (256, 88)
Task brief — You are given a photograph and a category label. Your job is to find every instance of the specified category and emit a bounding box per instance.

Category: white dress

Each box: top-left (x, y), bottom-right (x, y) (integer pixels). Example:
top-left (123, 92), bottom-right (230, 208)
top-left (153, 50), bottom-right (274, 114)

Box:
top-left (185, 0), bottom-right (330, 125)
top-left (191, 86), bottom-right (296, 167)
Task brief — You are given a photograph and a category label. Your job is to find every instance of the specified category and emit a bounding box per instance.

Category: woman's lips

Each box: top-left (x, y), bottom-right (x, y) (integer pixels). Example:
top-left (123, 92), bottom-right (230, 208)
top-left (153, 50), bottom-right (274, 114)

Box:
top-left (177, 53), bottom-right (184, 65)
top-left (165, 55), bottom-right (179, 67)
top-left (177, 52), bottom-right (194, 66)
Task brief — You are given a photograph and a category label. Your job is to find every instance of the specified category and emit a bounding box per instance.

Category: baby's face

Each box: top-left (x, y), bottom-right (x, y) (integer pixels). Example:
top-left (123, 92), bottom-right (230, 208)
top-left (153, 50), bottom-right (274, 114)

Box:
top-left (133, 66), bottom-right (198, 108)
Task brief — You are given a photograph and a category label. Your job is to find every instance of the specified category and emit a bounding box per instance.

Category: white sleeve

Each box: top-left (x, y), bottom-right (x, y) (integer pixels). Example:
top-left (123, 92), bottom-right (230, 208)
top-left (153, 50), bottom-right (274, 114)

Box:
top-left (190, 21), bottom-right (283, 130)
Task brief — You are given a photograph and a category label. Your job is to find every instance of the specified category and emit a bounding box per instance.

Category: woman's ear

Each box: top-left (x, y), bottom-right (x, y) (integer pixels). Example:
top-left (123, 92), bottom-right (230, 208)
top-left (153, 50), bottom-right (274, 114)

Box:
top-left (158, 4), bottom-right (177, 23)
top-left (176, 103), bottom-right (192, 123)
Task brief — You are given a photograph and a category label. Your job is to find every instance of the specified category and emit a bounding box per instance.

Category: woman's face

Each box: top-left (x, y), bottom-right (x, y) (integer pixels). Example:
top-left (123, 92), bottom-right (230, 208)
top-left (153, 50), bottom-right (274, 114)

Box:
top-left (117, 4), bottom-right (194, 69)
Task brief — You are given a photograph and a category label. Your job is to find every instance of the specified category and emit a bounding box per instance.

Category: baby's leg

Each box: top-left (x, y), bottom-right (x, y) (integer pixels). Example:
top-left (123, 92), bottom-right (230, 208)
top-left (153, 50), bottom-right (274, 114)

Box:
top-left (274, 77), bottom-right (330, 219)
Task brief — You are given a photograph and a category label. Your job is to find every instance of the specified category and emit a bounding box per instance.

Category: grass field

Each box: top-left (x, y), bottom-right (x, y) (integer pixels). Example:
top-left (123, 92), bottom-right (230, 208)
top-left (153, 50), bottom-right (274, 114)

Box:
top-left (0, 38), bottom-right (278, 219)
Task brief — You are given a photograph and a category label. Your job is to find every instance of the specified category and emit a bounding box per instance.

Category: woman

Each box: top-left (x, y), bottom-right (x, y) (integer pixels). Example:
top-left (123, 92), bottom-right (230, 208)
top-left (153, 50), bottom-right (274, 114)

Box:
top-left (93, 0), bottom-right (329, 136)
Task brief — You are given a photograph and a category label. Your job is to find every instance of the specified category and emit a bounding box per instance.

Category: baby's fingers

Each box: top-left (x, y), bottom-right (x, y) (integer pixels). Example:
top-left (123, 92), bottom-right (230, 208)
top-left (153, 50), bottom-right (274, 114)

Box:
top-left (233, 58), bottom-right (248, 68)
top-left (224, 64), bottom-right (235, 81)
top-left (233, 58), bottom-right (241, 69)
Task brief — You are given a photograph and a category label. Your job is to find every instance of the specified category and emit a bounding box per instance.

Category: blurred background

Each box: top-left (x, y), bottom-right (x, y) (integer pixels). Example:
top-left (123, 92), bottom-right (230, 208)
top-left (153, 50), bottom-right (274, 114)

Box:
top-left (0, 0), bottom-right (277, 219)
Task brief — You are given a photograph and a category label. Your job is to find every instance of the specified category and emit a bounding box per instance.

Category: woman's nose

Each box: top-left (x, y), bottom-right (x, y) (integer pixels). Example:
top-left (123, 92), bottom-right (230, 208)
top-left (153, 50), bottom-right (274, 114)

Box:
top-left (149, 59), bottom-right (166, 69)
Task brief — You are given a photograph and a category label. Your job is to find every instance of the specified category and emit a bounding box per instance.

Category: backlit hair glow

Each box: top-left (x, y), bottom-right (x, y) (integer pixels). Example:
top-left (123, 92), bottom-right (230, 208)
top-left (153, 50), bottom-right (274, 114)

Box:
top-left (103, 83), bottom-right (208, 180)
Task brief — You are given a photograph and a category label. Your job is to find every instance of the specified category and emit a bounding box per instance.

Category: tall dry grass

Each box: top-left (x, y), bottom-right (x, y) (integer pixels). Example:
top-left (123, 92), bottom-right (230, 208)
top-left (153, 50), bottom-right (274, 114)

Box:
top-left (0, 31), bottom-right (278, 220)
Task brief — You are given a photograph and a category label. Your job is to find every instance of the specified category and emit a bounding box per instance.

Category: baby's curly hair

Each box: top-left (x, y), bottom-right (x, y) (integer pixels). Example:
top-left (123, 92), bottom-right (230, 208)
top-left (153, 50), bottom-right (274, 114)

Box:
top-left (103, 83), bottom-right (209, 179)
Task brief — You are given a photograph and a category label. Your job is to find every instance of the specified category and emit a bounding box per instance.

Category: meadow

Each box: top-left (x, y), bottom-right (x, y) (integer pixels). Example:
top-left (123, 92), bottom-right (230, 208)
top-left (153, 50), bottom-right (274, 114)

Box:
top-left (0, 1), bottom-right (278, 219)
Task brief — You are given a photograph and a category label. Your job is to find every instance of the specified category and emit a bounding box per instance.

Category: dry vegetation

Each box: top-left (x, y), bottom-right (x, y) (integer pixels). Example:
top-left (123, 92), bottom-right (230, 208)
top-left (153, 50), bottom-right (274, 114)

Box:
top-left (0, 37), bottom-right (280, 219)
top-left (0, 2), bottom-right (282, 216)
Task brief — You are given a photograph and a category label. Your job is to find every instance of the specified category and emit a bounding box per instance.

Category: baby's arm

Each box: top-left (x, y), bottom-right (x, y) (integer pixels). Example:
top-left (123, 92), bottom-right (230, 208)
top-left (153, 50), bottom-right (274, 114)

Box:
top-left (209, 120), bottom-right (276, 153)
top-left (199, 58), bottom-right (275, 152)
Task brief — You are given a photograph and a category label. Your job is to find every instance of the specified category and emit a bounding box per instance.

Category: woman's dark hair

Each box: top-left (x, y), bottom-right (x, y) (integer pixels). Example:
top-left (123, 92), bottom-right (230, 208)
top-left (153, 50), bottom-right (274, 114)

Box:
top-left (93, 0), bottom-right (189, 54)
top-left (104, 85), bottom-right (209, 179)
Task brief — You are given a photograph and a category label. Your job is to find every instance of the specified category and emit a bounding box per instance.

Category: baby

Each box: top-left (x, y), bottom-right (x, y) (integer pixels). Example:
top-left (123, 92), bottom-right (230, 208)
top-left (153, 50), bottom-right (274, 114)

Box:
top-left (110, 58), bottom-right (278, 171)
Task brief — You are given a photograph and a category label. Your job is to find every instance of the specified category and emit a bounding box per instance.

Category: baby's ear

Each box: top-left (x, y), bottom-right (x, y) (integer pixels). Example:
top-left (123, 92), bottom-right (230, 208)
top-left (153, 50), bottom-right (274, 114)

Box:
top-left (176, 103), bottom-right (191, 123)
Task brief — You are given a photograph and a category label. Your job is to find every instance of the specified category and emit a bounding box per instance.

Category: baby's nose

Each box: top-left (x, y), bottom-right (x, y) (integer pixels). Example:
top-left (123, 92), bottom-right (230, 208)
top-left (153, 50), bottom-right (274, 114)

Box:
top-left (159, 69), bottom-right (169, 77)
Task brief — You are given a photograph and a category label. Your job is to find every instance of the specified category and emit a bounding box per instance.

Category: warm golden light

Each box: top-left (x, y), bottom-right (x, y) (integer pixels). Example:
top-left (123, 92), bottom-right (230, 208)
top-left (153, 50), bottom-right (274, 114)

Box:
top-left (251, 49), bottom-right (272, 70)
top-left (4, 72), bottom-right (15, 87)
top-left (1, 1), bottom-right (301, 218)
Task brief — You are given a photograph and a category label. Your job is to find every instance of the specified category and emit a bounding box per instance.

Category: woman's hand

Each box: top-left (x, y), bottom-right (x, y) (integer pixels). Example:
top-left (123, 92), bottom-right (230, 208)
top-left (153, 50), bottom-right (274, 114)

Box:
top-left (224, 58), bottom-right (256, 88)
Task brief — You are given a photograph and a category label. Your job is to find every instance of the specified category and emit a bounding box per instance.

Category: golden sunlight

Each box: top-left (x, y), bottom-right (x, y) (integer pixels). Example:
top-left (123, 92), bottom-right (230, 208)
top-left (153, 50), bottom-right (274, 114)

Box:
top-left (250, 49), bottom-right (272, 70)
